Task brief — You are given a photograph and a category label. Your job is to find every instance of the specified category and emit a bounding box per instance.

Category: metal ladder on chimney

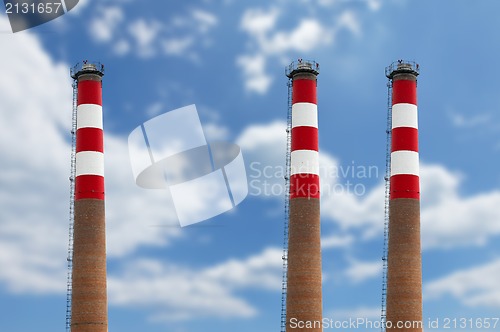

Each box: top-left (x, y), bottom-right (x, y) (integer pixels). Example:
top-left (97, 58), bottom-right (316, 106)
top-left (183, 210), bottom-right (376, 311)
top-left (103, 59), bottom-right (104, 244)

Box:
top-left (380, 80), bottom-right (392, 332)
top-left (66, 80), bottom-right (78, 332)
top-left (280, 79), bottom-right (293, 332)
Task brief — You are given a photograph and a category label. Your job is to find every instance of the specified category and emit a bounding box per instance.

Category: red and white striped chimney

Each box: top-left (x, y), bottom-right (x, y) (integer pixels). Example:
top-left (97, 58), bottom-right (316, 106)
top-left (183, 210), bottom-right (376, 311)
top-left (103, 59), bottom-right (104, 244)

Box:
top-left (71, 62), bottom-right (108, 332)
top-left (286, 60), bottom-right (322, 332)
top-left (390, 69), bottom-right (419, 201)
top-left (75, 77), bottom-right (105, 200)
top-left (290, 75), bottom-right (320, 200)
top-left (386, 60), bottom-right (422, 332)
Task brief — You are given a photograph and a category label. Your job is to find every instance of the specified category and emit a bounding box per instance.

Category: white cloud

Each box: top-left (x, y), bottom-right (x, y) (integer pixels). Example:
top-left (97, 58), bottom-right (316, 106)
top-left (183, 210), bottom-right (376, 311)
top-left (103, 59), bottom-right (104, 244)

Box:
top-left (366, 0), bottom-right (382, 11)
top-left (128, 19), bottom-right (163, 58)
top-left (103, 136), bottom-right (182, 258)
top-left (343, 259), bottom-right (382, 284)
top-left (322, 234), bottom-right (355, 249)
top-left (240, 7), bottom-right (280, 36)
top-left (420, 164), bottom-right (500, 249)
top-left (0, 26), bottom-right (282, 321)
top-left (109, 259), bottom-right (256, 320)
top-left (89, 6), bottom-right (124, 43)
top-left (145, 102), bottom-right (164, 117)
top-left (237, 121), bottom-right (287, 196)
top-left (323, 161), bottom-right (500, 249)
top-left (310, 0), bottom-right (381, 11)
top-left (323, 162), bottom-right (500, 249)
top-left (87, 5), bottom-right (217, 60)
top-left (108, 247), bottom-right (282, 321)
top-left (237, 9), bottom-right (333, 94)
top-left (448, 111), bottom-right (492, 128)
top-left (0, 16), bottom-right (72, 294)
top-left (162, 37), bottom-right (195, 56)
top-left (336, 11), bottom-right (362, 37)
top-left (237, 4), bottom-right (365, 94)
top-left (425, 259), bottom-right (500, 308)
top-left (113, 39), bottom-right (130, 56)
top-left (236, 54), bottom-right (273, 95)
top-left (4, 13), bottom-right (500, 319)
top-left (447, 110), bottom-right (500, 149)
top-left (327, 306), bottom-right (381, 320)
top-left (238, 7), bottom-right (322, 94)
top-left (237, 121), bottom-right (370, 208)
top-left (203, 247), bottom-right (282, 290)
top-left (317, 0), bottom-right (336, 7)
top-left (192, 9), bottom-right (218, 33)
top-left (237, 120), bottom-right (500, 251)
top-left (0, 16), bottom-right (180, 294)
top-left (422, 192), bottom-right (500, 249)
top-left (420, 164), bottom-right (462, 209)
top-left (238, 120), bottom-right (345, 203)
top-left (237, 121), bottom-right (286, 152)
top-left (321, 181), bottom-right (384, 238)
top-left (262, 19), bottom-right (333, 54)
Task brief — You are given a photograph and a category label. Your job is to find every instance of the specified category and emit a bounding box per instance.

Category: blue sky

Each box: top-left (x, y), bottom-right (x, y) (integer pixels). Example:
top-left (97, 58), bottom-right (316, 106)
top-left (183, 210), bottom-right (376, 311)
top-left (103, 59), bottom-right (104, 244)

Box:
top-left (1, 0), bottom-right (500, 331)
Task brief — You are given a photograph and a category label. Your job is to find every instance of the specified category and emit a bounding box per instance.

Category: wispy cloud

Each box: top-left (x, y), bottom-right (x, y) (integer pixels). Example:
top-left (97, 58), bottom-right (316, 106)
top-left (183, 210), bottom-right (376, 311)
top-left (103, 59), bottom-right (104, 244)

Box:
top-left (128, 19), bottom-right (163, 58)
top-left (448, 111), bottom-right (492, 128)
top-left (89, 6), bottom-right (125, 43)
top-left (343, 258), bottom-right (382, 284)
top-left (240, 7), bottom-right (280, 36)
top-left (87, 5), bottom-right (218, 60)
top-left (0, 24), bottom-right (282, 323)
top-left (236, 2), bottom-right (370, 94)
top-left (236, 54), bottom-right (273, 94)
top-left (425, 258), bottom-right (500, 308)
top-left (322, 234), bottom-right (355, 249)
top-left (326, 306), bottom-right (381, 320)
top-left (108, 247), bottom-right (282, 321)
top-left (0, 16), bottom-right (181, 294)
top-left (237, 120), bottom-right (500, 250)
top-left (192, 9), bottom-right (218, 33)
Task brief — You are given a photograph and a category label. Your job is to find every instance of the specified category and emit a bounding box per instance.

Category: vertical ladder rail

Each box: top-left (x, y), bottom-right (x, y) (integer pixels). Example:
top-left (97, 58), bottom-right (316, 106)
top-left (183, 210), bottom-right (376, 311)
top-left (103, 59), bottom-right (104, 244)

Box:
top-left (280, 79), bottom-right (293, 332)
top-left (381, 80), bottom-right (392, 331)
top-left (66, 80), bottom-right (78, 332)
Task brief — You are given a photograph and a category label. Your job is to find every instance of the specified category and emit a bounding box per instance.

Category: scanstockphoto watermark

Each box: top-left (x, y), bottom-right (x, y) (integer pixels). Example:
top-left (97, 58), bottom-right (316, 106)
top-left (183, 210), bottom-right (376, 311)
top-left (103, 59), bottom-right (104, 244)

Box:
top-left (289, 317), bottom-right (500, 330)
top-left (3, 0), bottom-right (80, 33)
top-left (248, 161), bottom-right (380, 197)
top-left (289, 318), bottom-right (423, 330)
